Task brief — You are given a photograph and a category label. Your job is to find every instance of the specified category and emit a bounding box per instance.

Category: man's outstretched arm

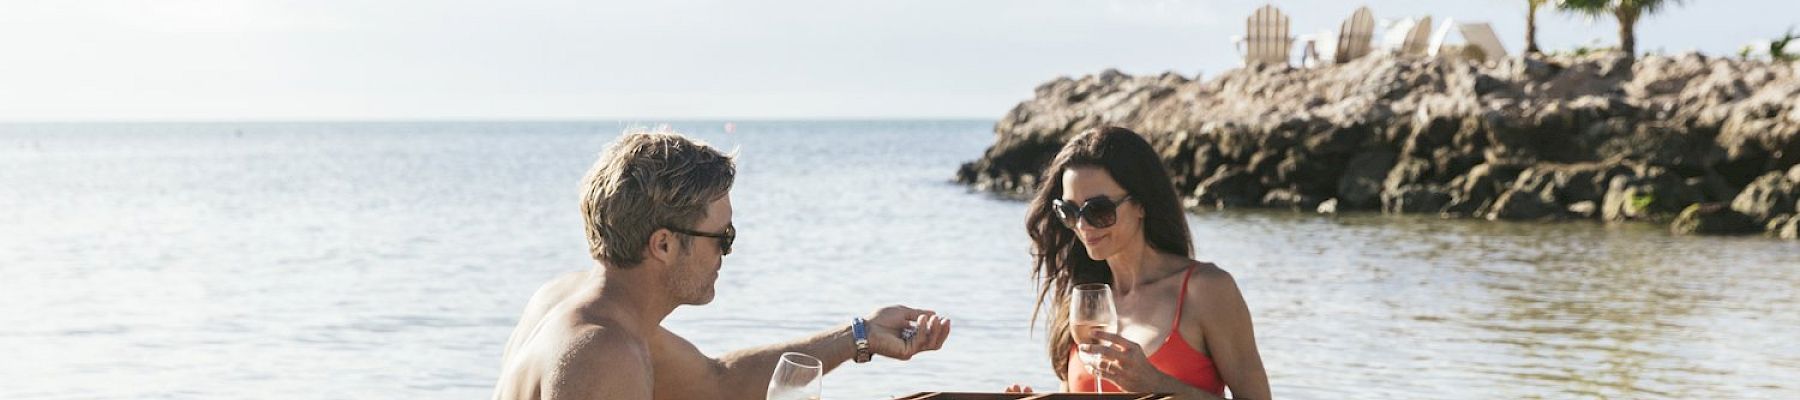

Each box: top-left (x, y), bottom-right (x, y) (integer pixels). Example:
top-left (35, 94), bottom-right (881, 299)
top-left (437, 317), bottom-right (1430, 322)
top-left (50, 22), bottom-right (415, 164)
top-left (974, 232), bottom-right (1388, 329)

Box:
top-left (650, 305), bottom-right (953, 400)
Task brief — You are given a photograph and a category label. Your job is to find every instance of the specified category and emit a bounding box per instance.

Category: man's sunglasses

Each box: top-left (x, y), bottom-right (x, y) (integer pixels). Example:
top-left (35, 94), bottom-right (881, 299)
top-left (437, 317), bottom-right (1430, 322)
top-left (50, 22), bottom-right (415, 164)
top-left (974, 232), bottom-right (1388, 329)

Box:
top-left (1052, 195), bottom-right (1133, 229)
top-left (663, 223), bottom-right (734, 256)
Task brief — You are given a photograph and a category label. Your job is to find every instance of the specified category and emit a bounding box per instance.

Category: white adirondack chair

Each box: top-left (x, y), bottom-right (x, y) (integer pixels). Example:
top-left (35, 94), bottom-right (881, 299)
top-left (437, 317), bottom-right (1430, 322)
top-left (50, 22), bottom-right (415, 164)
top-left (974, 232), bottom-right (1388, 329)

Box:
top-left (1334, 6), bottom-right (1376, 64)
top-left (1428, 19), bottom-right (1510, 62)
top-left (1458, 22), bottom-right (1509, 62)
top-left (1428, 17), bottom-right (1457, 58)
top-left (1399, 15), bottom-right (1434, 57)
top-left (1299, 30), bottom-right (1334, 68)
top-left (1378, 17), bottom-right (1417, 53)
top-left (1235, 5), bottom-right (1293, 66)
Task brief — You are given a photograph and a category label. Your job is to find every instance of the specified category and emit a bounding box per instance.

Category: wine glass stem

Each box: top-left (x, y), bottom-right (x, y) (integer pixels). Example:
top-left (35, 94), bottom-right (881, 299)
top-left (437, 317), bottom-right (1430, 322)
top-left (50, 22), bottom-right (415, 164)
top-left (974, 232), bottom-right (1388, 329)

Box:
top-left (1096, 367), bottom-right (1103, 393)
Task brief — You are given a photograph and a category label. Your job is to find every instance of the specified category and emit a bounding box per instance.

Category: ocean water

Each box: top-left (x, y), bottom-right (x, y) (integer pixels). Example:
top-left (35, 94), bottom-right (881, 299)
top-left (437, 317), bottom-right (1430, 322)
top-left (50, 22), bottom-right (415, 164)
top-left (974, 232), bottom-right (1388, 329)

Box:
top-left (2, 120), bottom-right (1797, 399)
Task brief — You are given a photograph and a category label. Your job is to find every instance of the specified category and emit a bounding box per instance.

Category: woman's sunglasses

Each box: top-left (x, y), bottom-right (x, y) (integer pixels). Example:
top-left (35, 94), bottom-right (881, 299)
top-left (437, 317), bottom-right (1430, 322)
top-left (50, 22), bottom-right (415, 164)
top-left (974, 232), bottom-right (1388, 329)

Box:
top-left (1052, 195), bottom-right (1133, 229)
top-left (663, 223), bottom-right (734, 256)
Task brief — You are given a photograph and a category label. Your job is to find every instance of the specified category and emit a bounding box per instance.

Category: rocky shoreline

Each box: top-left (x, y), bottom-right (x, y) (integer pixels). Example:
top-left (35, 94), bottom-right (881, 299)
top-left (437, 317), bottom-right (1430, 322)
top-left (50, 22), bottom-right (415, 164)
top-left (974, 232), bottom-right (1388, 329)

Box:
top-left (956, 52), bottom-right (1800, 238)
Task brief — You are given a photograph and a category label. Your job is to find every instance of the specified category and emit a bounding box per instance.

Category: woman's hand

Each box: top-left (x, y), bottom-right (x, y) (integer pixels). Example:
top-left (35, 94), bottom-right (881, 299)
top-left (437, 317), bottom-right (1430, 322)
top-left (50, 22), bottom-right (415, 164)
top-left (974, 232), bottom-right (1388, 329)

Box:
top-left (1083, 330), bottom-right (1165, 392)
top-left (1003, 384), bottom-right (1034, 393)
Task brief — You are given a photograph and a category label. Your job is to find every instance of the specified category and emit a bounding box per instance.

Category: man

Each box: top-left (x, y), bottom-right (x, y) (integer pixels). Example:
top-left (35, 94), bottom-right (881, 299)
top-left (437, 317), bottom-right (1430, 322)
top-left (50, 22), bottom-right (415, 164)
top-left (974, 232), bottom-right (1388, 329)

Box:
top-left (493, 131), bottom-right (952, 400)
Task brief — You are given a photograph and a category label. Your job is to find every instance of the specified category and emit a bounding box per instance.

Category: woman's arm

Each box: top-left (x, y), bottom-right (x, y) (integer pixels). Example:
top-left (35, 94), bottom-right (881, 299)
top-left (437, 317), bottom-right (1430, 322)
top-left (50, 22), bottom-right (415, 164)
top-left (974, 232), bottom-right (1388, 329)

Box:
top-left (1192, 269), bottom-right (1271, 400)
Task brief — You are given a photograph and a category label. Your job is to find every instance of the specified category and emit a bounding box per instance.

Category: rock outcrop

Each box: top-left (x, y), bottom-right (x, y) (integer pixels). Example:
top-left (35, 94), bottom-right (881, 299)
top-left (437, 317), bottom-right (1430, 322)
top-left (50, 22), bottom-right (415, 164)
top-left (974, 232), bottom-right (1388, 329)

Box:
top-left (956, 52), bottom-right (1800, 238)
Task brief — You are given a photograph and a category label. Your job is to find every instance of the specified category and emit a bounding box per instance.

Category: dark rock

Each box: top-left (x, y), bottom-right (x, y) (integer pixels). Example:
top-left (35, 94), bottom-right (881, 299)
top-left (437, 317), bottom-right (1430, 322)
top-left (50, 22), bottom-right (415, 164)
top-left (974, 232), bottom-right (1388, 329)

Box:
top-left (1474, 73), bottom-right (1508, 96)
top-left (1568, 201), bottom-right (1600, 218)
top-left (1473, 162), bottom-right (1625, 220)
top-left (1768, 214), bottom-right (1800, 239)
top-left (1383, 156), bottom-right (1434, 192)
top-left (1262, 188), bottom-right (1322, 210)
top-left (1194, 166), bottom-right (1264, 209)
top-left (1187, 143), bottom-right (1224, 190)
top-left (1730, 172), bottom-right (1799, 221)
top-left (1406, 98), bottom-right (1477, 158)
top-left (1382, 185), bottom-right (1452, 214)
top-left (1584, 121), bottom-right (1716, 172)
top-left (1302, 122), bottom-right (1376, 155)
top-left (1552, 163), bottom-right (1631, 210)
top-left (1251, 150), bottom-right (1289, 187)
top-left (1336, 150), bottom-right (1397, 210)
top-left (1316, 198), bottom-right (1340, 214)
top-left (1430, 148), bottom-right (1486, 183)
top-left (1699, 169), bottom-right (1738, 203)
top-left (1602, 175), bottom-right (1643, 221)
top-left (1518, 54), bottom-right (1560, 81)
top-left (1487, 188), bottom-right (1560, 220)
top-left (1442, 165), bottom-right (1498, 216)
top-left (1601, 165), bottom-right (1707, 222)
top-left (956, 52), bottom-right (1800, 241)
top-left (1670, 203), bottom-right (1761, 235)
top-left (954, 131), bottom-right (1068, 196)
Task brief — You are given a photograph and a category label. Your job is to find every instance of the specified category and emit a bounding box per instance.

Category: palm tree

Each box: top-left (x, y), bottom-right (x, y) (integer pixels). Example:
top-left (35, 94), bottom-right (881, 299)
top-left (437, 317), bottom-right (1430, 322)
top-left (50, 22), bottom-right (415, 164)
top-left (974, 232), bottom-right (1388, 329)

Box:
top-left (1526, 0), bottom-right (1547, 54)
top-left (1557, 0), bottom-right (1685, 56)
top-left (1774, 27), bottom-right (1798, 62)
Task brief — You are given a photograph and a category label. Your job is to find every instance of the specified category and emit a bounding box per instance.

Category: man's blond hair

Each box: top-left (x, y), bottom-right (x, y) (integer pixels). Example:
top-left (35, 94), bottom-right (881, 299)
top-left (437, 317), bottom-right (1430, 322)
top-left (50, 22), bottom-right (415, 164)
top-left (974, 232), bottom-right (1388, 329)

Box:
top-left (580, 131), bottom-right (735, 268)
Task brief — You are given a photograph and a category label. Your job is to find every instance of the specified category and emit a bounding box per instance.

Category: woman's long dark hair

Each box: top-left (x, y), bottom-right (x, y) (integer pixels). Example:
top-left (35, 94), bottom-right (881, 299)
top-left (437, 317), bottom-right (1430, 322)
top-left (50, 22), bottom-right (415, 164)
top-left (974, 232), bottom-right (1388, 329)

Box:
top-left (1027, 126), bottom-right (1194, 380)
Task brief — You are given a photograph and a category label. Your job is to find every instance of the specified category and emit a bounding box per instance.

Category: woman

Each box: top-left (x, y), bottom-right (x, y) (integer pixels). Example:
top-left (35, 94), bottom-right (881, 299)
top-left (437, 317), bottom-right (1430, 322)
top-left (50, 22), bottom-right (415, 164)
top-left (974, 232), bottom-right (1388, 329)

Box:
top-left (1007, 127), bottom-right (1270, 399)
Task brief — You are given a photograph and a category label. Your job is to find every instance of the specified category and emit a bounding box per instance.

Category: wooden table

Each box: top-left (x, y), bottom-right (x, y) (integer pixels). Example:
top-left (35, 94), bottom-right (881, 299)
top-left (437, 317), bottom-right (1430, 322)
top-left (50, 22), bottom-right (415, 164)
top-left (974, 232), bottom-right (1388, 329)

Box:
top-left (894, 393), bottom-right (1175, 400)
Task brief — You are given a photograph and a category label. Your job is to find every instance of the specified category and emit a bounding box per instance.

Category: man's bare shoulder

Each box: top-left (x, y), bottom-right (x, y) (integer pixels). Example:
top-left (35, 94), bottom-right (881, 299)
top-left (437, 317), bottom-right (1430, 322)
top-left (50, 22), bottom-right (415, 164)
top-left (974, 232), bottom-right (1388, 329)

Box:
top-left (530, 271), bottom-right (591, 306)
top-left (563, 322), bottom-right (650, 364)
top-left (497, 272), bottom-right (650, 400)
top-left (500, 313), bottom-right (654, 400)
top-left (543, 320), bottom-right (654, 399)
top-left (502, 271), bottom-right (600, 361)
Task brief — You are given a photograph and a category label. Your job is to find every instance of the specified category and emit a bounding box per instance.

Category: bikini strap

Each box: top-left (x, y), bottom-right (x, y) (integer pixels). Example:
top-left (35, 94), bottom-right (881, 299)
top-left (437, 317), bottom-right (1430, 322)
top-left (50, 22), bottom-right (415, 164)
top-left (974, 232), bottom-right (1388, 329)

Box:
top-left (1171, 263), bottom-right (1197, 326)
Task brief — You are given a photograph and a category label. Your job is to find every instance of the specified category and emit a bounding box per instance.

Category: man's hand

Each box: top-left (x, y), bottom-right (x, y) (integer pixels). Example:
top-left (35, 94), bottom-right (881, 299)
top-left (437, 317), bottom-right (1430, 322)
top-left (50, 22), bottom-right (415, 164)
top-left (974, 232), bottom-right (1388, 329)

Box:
top-left (863, 305), bottom-right (951, 361)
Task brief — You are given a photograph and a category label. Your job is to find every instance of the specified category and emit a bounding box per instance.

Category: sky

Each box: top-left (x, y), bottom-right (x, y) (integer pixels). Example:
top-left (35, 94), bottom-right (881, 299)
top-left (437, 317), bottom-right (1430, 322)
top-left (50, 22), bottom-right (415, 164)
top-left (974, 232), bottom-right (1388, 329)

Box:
top-left (0, 0), bottom-right (1794, 121)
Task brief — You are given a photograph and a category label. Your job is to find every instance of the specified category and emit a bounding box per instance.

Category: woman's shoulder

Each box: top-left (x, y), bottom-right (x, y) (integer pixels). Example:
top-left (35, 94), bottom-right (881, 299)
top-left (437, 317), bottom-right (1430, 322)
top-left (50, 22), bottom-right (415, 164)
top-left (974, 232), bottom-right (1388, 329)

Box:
top-left (1185, 261), bottom-right (1235, 285)
top-left (1182, 260), bottom-right (1247, 307)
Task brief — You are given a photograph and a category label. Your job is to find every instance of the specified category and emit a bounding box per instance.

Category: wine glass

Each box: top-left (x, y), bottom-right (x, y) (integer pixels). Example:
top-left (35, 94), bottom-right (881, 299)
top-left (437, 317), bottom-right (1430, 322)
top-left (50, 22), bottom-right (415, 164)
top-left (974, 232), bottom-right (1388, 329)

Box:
top-left (766, 352), bottom-right (822, 400)
top-left (1071, 283), bottom-right (1118, 393)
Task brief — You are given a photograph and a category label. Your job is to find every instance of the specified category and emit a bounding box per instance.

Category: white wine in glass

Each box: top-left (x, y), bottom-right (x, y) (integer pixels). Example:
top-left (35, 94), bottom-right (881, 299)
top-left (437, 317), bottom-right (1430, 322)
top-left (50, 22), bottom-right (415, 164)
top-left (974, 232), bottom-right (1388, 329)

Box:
top-left (1071, 282), bottom-right (1118, 393)
top-left (766, 352), bottom-right (822, 400)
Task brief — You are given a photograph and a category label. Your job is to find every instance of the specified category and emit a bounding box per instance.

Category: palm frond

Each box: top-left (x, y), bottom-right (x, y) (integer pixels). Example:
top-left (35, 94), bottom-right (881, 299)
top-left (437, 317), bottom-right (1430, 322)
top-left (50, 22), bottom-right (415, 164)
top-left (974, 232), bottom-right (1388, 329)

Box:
top-left (1555, 0), bottom-right (1613, 18)
top-left (1629, 0), bottom-right (1684, 15)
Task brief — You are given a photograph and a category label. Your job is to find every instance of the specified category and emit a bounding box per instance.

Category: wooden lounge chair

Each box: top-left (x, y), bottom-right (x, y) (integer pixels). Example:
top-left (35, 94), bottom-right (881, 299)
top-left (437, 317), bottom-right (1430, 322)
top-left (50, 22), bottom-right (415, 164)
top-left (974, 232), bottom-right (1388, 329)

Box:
top-left (1235, 4), bottom-right (1293, 66)
top-left (1334, 6), bottom-right (1376, 63)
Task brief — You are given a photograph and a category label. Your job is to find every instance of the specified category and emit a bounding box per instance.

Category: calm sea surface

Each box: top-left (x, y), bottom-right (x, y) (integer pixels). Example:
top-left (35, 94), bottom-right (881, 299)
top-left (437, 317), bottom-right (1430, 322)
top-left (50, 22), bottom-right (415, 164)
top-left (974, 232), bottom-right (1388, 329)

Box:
top-left (2, 121), bottom-right (1797, 399)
